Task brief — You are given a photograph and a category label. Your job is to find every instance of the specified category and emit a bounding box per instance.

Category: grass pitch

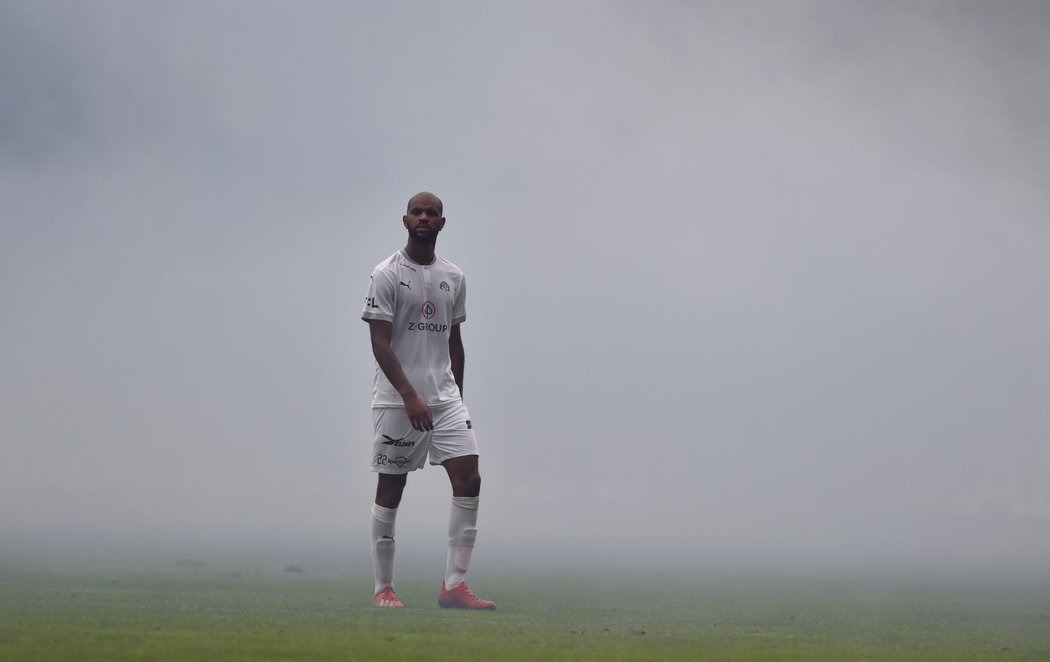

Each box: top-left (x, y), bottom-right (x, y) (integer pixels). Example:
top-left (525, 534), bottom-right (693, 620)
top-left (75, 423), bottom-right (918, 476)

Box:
top-left (2, 564), bottom-right (1049, 661)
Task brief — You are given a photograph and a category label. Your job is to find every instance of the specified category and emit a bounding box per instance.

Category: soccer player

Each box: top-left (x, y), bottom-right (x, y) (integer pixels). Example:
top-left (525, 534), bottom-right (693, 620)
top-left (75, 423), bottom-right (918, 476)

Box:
top-left (361, 192), bottom-right (495, 610)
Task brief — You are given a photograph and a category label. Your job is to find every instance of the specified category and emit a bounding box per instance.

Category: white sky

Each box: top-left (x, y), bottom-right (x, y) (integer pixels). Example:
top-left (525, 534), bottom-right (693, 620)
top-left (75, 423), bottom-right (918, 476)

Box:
top-left (2, 0), bottom-right (1049, 572)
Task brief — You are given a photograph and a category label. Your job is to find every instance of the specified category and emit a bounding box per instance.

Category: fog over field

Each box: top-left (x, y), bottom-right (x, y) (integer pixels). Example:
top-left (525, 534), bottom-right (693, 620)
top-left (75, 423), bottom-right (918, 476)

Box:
top-left (3, 1), bottom-right (1049, 577)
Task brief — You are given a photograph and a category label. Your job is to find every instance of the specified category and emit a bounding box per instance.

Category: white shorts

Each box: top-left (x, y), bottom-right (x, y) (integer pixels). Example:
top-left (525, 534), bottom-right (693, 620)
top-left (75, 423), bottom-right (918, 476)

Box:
top-left (371, 400), bottom-right (478, 474)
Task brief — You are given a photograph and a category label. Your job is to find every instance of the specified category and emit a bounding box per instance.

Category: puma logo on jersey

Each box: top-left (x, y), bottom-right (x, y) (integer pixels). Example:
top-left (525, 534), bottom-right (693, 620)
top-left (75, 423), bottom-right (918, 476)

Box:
top-left (399, 281), bottom-right (411, 289)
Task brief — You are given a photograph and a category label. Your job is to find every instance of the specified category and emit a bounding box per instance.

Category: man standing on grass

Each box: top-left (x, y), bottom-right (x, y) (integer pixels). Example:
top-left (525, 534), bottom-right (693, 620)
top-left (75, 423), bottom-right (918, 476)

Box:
top-left (361, 191), bottom-right (495, 610)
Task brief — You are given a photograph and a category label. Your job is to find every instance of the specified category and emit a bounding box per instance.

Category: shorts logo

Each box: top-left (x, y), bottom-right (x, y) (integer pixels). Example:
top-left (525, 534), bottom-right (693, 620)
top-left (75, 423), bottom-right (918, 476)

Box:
top-left (465, 420), bottom-right (472, 429)
top-left (421, 301), bottom-right (436, 319)
top-left (375, 453), bottom-right (411, 468)
top-left (381, 434), bottom-right (415, 447)
top-left (440, 281), bottom-right (450, 293)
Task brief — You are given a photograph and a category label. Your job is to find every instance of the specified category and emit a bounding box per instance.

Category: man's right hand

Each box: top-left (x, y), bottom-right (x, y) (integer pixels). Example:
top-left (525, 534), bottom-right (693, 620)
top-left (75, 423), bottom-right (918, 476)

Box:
top-left (403, 393), bottom-right (433, 431)
top-left (369, 320), bottom-right (434, 431)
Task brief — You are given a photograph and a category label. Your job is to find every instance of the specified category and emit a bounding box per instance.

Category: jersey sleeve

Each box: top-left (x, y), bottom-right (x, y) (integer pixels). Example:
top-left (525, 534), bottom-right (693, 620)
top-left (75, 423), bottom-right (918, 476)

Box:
top-left (451, 273), bottom-right (466, 325)
top-left (362, 269), bottom-right (396, 323)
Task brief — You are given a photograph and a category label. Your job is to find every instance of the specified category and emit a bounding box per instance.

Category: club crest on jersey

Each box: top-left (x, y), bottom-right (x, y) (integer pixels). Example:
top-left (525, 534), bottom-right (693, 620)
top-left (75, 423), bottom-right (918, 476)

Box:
top-left (440, 281), bottom-right (450, 293)
top-left (421, 300), bottom-right (436, 319)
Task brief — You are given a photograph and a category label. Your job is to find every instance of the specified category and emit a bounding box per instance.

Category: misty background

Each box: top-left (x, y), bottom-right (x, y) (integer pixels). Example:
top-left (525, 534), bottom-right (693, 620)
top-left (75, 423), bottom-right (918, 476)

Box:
top-left (2, 1), bottom-right (1048, 577)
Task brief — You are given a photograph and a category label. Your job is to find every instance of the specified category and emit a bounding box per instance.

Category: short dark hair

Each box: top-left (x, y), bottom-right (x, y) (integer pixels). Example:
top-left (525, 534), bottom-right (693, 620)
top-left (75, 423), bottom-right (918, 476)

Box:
top-left (407, 192), bottom-right (443, 215)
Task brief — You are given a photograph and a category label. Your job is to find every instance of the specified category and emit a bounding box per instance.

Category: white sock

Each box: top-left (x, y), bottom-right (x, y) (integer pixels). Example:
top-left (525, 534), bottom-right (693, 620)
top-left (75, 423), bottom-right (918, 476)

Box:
top-left (444, 496), bottom-right (479, 589)
top-left (371, 503), bottom-right (397, 594)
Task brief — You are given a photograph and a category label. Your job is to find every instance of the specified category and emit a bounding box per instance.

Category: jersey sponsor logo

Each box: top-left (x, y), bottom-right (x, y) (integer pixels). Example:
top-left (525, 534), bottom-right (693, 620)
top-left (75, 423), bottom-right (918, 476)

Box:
top-left (375, 453), bottom-right (411, 468)
top-left (381, 434), bottom-right (415, 447)
top-left (421, 300), bottom-right (436, 319)
top-left (440, 281), bottom-right (450, 293)
top-left (365, 296), bottom-right (379, 309)
top-left (399, 281), bottom-right (411, 290)
top-left (407, 321), bottom-right (448, 333)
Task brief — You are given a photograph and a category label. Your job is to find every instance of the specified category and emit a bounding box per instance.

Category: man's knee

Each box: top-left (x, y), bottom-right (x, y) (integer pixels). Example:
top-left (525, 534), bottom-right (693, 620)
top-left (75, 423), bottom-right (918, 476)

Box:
top-left (375, 473), bottom-right (408, 508)
top-left (443, 455), bottom-right (481, 497)
top-left (451, 470), bottom-right (481, 497)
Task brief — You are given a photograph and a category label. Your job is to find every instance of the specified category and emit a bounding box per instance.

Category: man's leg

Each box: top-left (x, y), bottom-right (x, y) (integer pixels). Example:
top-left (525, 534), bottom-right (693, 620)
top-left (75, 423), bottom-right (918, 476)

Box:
top-left (438, 455), bottom-right (494, 609)
top-left (372, 473), bottom-right (407, 606)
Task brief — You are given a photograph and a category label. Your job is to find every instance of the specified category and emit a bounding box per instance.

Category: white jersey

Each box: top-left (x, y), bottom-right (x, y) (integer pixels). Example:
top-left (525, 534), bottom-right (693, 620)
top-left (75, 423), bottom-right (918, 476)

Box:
top-left (362, 249), bottom-right (467, 408)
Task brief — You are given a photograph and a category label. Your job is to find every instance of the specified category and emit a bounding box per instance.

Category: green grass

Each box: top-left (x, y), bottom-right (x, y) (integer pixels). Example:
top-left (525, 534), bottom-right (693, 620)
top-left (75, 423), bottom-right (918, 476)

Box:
top-left (2, 566), bottom-right (1049, 661)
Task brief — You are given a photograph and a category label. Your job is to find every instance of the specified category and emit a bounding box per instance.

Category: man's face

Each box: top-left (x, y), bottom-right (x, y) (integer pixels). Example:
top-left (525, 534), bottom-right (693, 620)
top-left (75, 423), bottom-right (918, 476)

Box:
top-left (403, 197), bottom-right (445, 240)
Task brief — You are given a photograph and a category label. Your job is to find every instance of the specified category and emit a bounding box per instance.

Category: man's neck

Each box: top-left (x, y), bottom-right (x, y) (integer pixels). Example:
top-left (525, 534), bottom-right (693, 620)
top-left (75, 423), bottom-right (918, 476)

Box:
top-left (403, 239), bottom-right (437, 265)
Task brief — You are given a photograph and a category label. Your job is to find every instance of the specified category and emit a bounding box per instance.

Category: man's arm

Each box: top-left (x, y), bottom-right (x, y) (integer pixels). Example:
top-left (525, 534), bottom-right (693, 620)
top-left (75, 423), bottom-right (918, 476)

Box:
top-left (368, 319), bottom-right (433, 431)
top-left (449, 323), bottom-right (464, 397)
